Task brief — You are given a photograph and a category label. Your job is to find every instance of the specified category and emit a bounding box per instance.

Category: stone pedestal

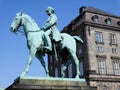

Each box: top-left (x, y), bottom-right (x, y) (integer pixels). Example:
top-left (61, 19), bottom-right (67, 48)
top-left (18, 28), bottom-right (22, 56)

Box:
top-left (5, 76), bottom-right (90, 90)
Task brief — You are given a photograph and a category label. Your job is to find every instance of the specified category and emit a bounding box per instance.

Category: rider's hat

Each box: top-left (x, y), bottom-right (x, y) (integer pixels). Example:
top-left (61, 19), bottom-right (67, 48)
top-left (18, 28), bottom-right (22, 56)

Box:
top-left (45, 6), bottom-right (55, 13)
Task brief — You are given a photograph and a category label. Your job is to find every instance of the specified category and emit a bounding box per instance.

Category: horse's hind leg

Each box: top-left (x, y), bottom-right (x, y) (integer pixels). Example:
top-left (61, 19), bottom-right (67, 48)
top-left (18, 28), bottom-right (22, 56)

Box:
top-left (36, 54), bottom-right (49, 77)
top-left (20, 46), bottom-right (37, 77)
top-left (69, 51), bottom-right (80, 79)
top-left (61, 60), bottom-right (71, 78)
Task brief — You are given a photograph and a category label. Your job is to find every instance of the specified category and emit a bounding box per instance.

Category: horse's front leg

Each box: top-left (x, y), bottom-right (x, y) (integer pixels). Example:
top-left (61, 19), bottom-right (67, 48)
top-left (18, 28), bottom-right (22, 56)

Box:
top-left (35, 54), bottom-right (49, 77)
top-left (20, 46), bottom-right (37, 77)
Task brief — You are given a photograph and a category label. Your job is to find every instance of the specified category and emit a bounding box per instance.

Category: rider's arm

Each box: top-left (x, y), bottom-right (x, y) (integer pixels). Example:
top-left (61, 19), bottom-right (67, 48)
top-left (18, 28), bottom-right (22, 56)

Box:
top-left (44, 14), bottom-right (57, 30)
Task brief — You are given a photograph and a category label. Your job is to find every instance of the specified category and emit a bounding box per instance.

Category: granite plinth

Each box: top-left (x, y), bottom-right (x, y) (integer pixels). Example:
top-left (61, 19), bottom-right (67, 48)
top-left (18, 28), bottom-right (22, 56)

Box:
top-left (5, 76), bottom-right (90, 90)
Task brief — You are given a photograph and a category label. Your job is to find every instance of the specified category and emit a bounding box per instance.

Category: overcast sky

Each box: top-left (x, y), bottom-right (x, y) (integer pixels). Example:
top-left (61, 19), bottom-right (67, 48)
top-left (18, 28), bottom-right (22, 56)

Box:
top-left (0, 0), bottom-right (120, 89)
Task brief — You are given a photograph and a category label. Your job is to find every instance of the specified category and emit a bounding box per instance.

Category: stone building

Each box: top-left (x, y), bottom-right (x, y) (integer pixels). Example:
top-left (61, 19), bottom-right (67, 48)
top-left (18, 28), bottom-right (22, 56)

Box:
top-left (48, 6), bottom-right (120, 90)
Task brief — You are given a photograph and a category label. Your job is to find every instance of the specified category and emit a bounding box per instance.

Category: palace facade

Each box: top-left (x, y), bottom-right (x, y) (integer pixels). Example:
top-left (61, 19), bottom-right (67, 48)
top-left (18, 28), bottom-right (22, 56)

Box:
top-left (48, 6), bottom-right (120, 90)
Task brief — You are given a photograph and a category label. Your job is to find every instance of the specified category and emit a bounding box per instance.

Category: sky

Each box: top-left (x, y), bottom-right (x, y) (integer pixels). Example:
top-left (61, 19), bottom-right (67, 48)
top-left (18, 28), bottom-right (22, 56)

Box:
top-left (0, 0), bottom-right (120, 89)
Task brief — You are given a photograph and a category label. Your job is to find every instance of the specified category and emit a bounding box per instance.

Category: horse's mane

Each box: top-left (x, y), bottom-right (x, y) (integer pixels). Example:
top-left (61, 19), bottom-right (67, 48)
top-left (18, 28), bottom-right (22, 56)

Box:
top-left (16, 12), bottom-right (39, 29)
top-left (24, 13), bottom-right (36, 24)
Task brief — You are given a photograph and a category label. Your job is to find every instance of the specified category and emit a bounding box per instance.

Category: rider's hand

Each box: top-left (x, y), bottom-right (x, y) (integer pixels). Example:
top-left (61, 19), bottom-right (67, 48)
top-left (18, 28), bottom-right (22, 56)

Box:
top-left (40, 26), bottom-right (46, 31)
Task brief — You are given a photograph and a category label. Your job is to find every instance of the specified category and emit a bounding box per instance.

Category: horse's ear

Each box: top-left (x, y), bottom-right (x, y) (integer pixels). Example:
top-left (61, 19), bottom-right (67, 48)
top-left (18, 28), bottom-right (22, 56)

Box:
top-left (20, 11), bottom-right (23, 16)
top-left (16, 12), bottom-right (23, 16)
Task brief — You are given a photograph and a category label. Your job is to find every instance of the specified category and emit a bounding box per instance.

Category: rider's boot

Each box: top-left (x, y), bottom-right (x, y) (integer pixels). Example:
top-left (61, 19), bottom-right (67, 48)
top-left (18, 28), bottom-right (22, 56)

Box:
top-left (44, 34), bottom-right (52, 52)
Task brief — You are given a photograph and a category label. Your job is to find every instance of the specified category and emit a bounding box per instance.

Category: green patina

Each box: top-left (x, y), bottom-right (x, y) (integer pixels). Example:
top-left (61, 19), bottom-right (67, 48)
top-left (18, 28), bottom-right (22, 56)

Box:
top-left (10, 6), bottom-right (83, 79)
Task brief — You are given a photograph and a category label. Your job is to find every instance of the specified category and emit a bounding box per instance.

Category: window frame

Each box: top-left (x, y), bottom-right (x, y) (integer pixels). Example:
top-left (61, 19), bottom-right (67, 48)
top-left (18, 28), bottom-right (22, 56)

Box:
top-left (95, 31), bottom-right (104, 44)
top-left (79, 61), bottom-right (84, 76)
top-left (105, 18), bottom-right (112, 25)
top-left (97, 58), bottom-right (107, 75)
top-left (112, 48), bottom-right (117, 54)
top-left (92, 15), bottom-right (99, 23)
top-left (109, 33), bottom-right (117, 45)
top-left (55, 67), bottom-right (59, 77)
top-left (68, 63), bottom-right (73, 78)
top-left (117, 21), bottom-right (120, 26)
top-left (112, 60), bottom-right (120, 75)
top-left (97, 46), bottom-right (104, 53)
top-left (103, 86), bottom-right (110, 90)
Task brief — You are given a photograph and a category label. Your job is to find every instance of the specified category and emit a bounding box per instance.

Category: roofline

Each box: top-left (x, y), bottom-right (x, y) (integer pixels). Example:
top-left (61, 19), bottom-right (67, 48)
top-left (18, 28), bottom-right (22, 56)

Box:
top-left (83, 21), bottom-right (120, 31)
top-left (84, 10), bottom-right (120, 19)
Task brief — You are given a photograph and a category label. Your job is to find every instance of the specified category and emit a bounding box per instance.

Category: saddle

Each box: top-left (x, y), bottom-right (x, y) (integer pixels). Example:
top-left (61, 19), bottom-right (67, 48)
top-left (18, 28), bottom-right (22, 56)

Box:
top-left (51, 36), bottom-right (63, 51)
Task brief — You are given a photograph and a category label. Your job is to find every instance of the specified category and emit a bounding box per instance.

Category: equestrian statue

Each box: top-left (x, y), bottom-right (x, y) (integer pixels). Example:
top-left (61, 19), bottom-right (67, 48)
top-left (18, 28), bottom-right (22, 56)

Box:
top-left (10, 6), bottom-right (83, 79)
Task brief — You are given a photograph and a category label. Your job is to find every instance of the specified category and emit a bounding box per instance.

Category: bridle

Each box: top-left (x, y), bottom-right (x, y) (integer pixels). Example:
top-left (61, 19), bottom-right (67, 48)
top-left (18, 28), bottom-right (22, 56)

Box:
top-left (14, 17), bottom-right (42, 35)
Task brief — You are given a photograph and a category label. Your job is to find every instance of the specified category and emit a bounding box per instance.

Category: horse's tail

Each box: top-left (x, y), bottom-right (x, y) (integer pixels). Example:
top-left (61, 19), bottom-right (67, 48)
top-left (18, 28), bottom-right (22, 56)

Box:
top-left (73, 36), bottom-right (84, 44)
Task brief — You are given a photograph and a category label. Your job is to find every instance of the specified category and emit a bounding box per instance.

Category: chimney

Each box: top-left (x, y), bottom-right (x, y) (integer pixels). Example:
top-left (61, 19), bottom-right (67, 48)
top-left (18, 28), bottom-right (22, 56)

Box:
top-left (79, 6), bottom-right (86, 14)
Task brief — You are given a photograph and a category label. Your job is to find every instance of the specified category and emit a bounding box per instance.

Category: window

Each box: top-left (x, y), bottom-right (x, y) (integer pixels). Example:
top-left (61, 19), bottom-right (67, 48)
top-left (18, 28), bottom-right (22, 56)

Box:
top-left (78, 48), bottom-right (82, 55)
top-left (51, 66), bottom-right (52, 70)
top-left (92, 15), bottom-right (98, 23)
top-left (50, 55), bottom-right (53, 63)
top-left (117, 21), bottom-right (120, 26)
top-left (113, 60), bottom-right (120, 75)
top-left (110, 34), bottom-right (117, 45)
top-left (103, 86), bottom-right (110, 90)
top-left (68, 64), bottom-right (72, 78)
top-left (105, 18), bottom-right (112, 25)
top-left (91, 87), bottom-right (97, 90)
top-left (98, 59), bottom-right (106, 74)
top-left (112, 48), bottom-right (117, 54)
top-left (79, 62), bottom-right (84, 76)
top-left (55, 67), bottom-right (58, 77)
top-left (95, 32), bottom-right (103, 43)
top-left (97, 46), bottom-right (104, 53)
top-left (77, 45), bottom-right (83, 55)
top-left (118, 86), bottom-right (120, 90)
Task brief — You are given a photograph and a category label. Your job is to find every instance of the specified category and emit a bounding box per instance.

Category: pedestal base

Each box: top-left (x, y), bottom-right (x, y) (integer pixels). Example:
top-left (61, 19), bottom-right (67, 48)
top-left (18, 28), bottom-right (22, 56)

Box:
top-left (5, 76), bottom-right (90, 90)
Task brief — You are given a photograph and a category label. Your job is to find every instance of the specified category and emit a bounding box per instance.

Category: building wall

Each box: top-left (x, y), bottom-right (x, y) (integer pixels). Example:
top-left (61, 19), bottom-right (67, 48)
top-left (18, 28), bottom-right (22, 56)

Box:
top-left (84, 11), bottom-right (120, 89)
top-left (48, 6), bottom-right (120, 90)
top-left (90, 81), bottom-right (120, 90)
top-left (86, 25), bottom-right (120, 73)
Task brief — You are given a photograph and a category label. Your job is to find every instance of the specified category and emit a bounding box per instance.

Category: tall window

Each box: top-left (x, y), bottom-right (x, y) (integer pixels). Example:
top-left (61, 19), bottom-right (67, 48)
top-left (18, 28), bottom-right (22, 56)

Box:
top-left (110, 34), bottom-right (117, 45)
top-left (95, 32), bottom-right (103, 43)
top-left (50, 55), bottom-right (53, 63)
top-left (68, 64), bottom-right (72, 78)
top-left (98, 59), bottom-right (106, 74)
top-left (55, 67), bottom-right (58, 77)
top-left (78, 48), bottom-right (82, 55)
top-left (79, 62), bottom-right (84, 76)
top-left (112, 48), bottom-right (117, 54)
top-left (113, 60), bottom-right (120, 75)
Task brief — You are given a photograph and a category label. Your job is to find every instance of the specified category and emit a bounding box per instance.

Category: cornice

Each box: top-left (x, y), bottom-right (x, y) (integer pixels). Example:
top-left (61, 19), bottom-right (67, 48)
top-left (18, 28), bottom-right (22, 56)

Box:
top-left (89, 74), bottom-right (120, 82)
top-left (83, 21), bottom-right (120, 31)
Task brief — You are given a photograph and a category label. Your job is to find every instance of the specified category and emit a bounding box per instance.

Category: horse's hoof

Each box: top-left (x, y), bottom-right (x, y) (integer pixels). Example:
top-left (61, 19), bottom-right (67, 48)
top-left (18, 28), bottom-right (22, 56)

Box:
top-left (75, 75), bottom-right (80, 79)
top-left (46, 74), bottom-right (50, 77)
top-left (20, 74), bottom-right (24, 77)
top-left (20, 72), bottom-right (26, 77)
top-left (61, 73), bottom-right (65, 78)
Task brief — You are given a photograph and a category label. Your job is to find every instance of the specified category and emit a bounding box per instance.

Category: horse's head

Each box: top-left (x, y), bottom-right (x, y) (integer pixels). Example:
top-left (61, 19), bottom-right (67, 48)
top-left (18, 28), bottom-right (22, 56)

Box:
top-left (10, 12), bottom-right (23, 33)
top-left (10, 12), bottom-right (40, 34)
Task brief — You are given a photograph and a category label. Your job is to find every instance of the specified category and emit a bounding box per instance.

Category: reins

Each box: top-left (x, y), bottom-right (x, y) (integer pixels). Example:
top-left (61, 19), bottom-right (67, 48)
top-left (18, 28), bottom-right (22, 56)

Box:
top-left (16, 28), bottom-right (43, 35)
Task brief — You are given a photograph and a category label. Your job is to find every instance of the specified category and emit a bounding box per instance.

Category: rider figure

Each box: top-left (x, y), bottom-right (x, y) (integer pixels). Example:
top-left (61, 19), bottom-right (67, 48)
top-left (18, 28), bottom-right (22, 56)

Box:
top-left (42, 6), bottom-right (62, 52)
